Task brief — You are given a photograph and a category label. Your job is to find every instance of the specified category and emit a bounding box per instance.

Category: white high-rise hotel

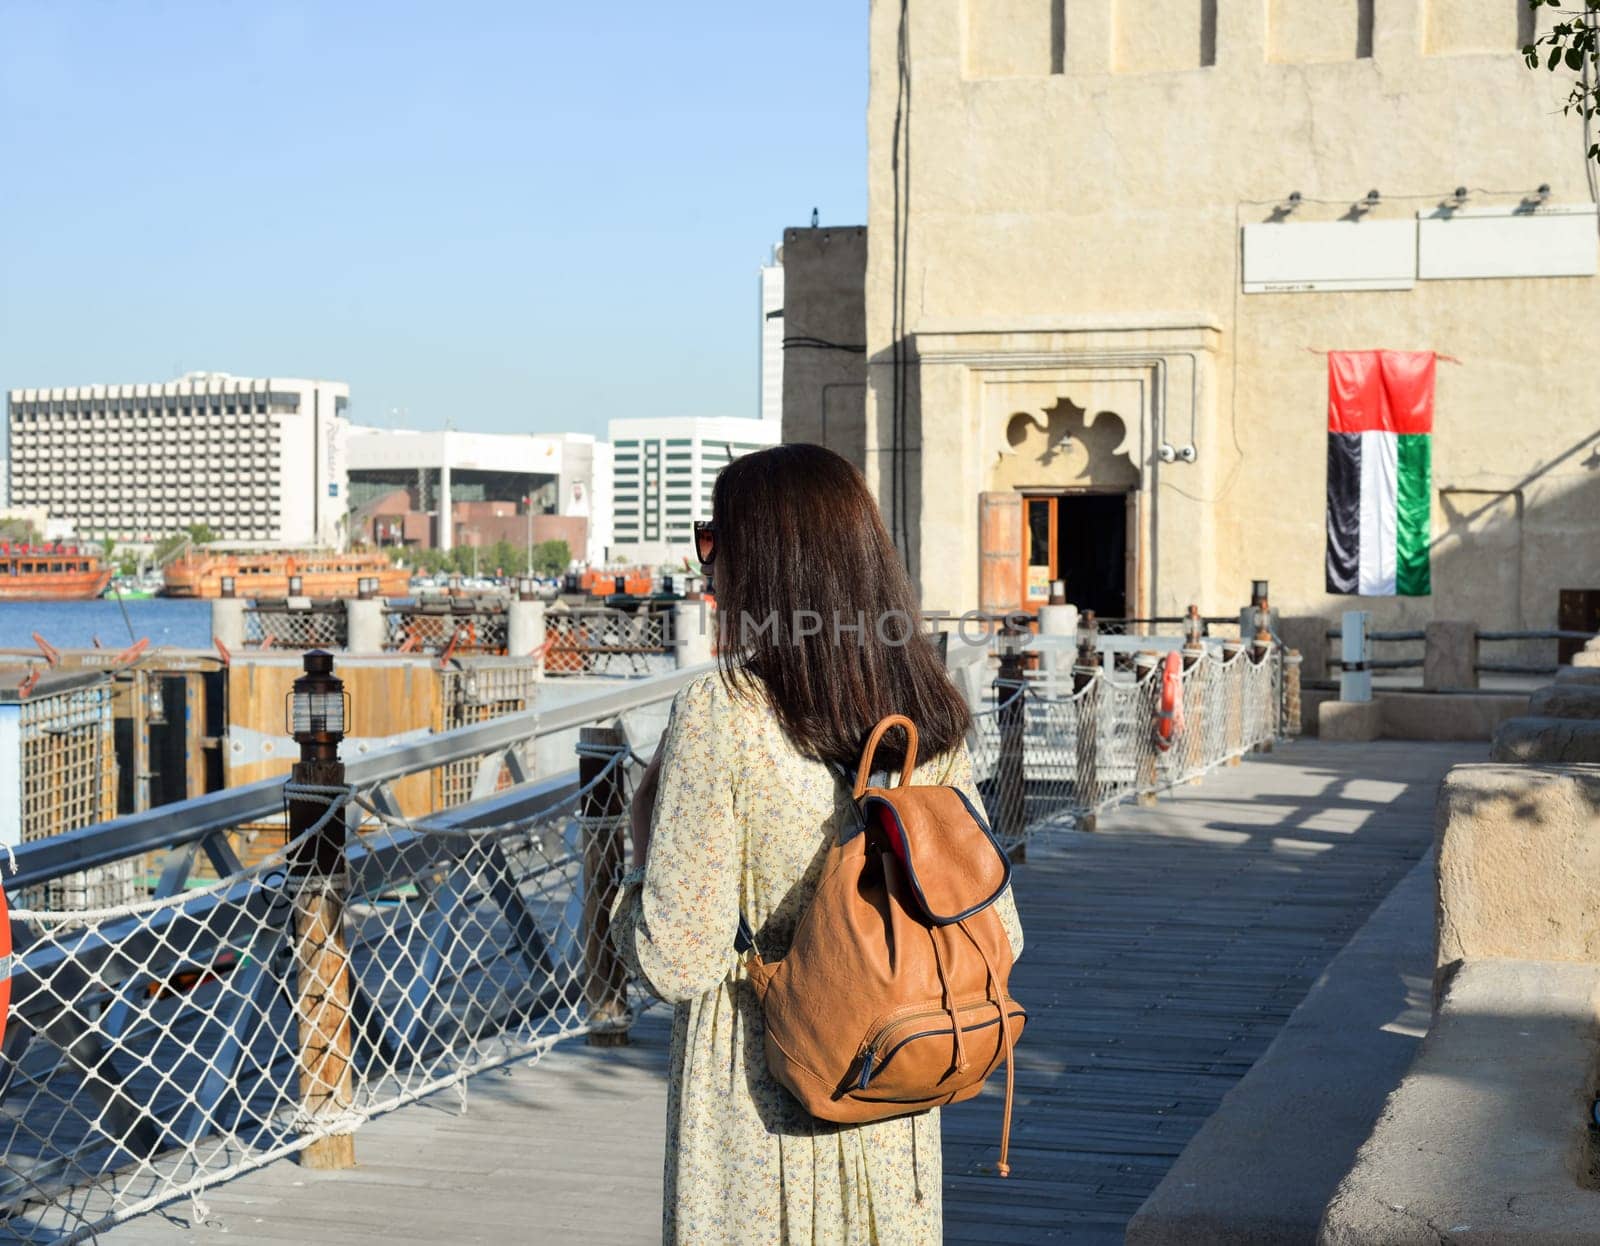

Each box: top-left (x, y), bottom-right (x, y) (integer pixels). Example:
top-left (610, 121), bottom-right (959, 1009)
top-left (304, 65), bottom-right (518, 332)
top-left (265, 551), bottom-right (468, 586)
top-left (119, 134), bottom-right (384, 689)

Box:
top-left (759, 245), bottom-right (784, 424)
top-left (6, 373), bottom-right (349, 546)
top-left (607, 416), bottom-right (779, 566)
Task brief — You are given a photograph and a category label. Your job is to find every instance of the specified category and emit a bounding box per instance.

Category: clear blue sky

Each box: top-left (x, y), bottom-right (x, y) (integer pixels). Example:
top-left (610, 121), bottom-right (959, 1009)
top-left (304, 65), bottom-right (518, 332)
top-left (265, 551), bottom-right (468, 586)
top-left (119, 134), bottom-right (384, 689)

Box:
top-left (0, 1), bottom-right (867, 440)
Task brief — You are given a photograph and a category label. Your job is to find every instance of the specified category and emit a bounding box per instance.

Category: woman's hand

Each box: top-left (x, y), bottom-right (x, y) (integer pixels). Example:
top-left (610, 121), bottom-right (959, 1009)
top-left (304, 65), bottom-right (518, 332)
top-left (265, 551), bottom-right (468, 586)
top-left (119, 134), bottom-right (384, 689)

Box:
top-left (629, 745), bottom-right (664, 870)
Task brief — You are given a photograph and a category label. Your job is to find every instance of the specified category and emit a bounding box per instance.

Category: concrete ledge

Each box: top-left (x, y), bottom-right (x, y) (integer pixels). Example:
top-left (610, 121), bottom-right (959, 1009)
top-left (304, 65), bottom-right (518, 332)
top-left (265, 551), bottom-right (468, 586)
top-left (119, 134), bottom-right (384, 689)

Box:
top-left (1381, 691), bottom-right (1527, 741)
top-left (1306, 692), bottom-right (1526, 742)
top-left (1126, 852), bottom-right (1433, 1246)
top-left (1317, 959), bottom-right (1600, 1245)
top-left (1435, 763), bottom-right (1600, 980)
top-left (1556, 666), bottom-right (1600, 687)
top-left (1491, 717), bottom-right (1600, 764)
top-left (1320, 699), bottom-right (1382, 741)
top-left (1532, 685), bottom-right (1600, 720)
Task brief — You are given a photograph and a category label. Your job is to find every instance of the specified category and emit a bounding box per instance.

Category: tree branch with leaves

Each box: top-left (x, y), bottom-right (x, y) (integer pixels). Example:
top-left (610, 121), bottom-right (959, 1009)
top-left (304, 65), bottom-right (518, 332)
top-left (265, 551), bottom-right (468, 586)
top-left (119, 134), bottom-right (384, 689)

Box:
top-left (1526, 0), bottom-right (1600, 165)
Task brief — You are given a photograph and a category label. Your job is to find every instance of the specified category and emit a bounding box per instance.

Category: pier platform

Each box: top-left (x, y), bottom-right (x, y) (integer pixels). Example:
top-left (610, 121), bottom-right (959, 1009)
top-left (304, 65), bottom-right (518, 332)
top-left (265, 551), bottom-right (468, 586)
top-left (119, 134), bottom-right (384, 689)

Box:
top-left (105, 738), bottom-right (1474, 1244)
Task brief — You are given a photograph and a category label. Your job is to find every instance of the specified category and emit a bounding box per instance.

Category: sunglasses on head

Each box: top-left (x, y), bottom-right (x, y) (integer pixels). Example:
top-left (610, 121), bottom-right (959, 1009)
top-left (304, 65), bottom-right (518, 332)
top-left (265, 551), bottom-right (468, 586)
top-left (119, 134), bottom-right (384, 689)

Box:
top-left (693, 521), bottom-right (716, 566)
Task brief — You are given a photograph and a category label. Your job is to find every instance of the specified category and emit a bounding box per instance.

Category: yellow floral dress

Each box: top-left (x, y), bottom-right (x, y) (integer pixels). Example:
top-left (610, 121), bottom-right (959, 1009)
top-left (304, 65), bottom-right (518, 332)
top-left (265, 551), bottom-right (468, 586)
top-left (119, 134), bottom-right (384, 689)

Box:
top-left (609, 673), bottom-right (1023, 1246)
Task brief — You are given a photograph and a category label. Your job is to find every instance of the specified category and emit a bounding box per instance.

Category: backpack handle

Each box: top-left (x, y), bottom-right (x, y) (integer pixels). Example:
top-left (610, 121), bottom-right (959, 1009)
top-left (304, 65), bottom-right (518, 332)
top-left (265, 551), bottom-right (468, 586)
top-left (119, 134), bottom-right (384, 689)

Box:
top-left (854, 714), bottom-right (918, 798)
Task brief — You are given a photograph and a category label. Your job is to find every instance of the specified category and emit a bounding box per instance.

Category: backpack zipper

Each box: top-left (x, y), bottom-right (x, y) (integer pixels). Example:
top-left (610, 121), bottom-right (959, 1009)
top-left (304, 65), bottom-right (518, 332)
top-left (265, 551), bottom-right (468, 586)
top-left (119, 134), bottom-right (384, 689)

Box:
top-left (855, 999), bottom-right (1025, 1092)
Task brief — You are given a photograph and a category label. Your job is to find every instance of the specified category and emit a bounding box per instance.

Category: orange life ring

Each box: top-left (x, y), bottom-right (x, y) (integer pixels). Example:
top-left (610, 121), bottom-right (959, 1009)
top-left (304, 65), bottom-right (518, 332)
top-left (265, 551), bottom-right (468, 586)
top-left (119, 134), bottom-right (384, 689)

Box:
top-left (1, 878), bottom-right (10, 1052)
top-left (1153, 651), bottom-right (1184, 752)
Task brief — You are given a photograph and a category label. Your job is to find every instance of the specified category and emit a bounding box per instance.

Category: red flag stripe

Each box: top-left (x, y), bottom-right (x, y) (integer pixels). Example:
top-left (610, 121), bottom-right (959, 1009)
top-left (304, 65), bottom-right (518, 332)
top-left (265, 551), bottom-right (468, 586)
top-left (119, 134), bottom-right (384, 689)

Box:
top-left (1327, 350), bottom-right (1435, 435)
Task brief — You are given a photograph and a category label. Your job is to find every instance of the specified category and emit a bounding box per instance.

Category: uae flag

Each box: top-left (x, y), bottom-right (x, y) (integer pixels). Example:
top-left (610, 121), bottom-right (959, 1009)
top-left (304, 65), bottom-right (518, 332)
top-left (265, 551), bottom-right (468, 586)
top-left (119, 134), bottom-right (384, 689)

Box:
top-left (1325, 350), bottom-right (1434, 597)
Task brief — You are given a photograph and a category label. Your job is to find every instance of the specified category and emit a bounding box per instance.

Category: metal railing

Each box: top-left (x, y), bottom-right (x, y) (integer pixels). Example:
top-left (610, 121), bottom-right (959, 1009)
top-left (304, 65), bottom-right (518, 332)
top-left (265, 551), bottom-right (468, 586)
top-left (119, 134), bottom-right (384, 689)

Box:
top-left (970, 642), bottom-right (1281, 843)
top-left (1321, 626), bottom-right (1595, 680)
top-left (1, 664), bottom-right (706, 1244)
top-left (384, 604), bottom-right (511, 657)
top-left (542, 606), bottom-right (675, 676)
top-left (0, 640), bottom-right (1282, 1243)
top-left (242, 604), bottom-right (347, 651)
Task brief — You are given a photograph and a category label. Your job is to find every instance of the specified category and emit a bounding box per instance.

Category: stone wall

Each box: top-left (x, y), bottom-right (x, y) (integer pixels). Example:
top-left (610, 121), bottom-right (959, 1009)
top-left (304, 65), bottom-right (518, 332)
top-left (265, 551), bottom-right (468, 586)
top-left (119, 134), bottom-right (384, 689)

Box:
top-left (779, 225), bottom-right (868, 473)
top-left (859, 0), bottom-right (1600, 627)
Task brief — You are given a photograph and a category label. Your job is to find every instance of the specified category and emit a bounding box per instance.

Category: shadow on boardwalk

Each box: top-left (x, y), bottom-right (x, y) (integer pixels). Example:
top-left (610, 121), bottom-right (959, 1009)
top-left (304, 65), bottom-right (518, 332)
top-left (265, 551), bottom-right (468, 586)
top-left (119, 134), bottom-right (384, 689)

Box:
top-left (107, 738), bottom-right (1476, 1246)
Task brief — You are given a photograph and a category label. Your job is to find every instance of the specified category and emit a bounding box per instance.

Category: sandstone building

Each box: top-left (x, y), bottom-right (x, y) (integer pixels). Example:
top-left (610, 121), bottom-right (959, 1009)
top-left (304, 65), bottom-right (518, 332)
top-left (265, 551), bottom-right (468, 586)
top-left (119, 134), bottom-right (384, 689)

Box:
top-left (786, 0), bottom-right (1600, 637)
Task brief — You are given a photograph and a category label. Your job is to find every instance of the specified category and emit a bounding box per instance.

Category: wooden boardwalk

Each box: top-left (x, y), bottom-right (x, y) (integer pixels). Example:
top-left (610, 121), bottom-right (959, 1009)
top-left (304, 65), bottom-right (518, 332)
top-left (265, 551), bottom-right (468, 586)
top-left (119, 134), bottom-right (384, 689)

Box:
top-left (108, 738), bottom-right (1475, 1245)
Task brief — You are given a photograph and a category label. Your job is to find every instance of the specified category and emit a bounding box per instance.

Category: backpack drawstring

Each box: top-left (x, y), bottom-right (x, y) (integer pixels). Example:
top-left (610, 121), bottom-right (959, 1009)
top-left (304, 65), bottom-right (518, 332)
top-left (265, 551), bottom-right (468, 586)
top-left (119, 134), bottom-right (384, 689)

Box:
top-left (960, 920), bottom-right (1017, 1178)
top-left (928, 925), bottom-right (970, 1075)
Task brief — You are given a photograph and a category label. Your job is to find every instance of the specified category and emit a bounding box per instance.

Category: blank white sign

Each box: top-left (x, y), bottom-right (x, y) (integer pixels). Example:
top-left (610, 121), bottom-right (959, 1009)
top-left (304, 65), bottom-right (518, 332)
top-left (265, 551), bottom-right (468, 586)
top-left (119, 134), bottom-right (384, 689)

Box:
top-left (1417, 205), bottom-right (1599, 280)
top-left (1242, 219), bottom-right (1417, 293)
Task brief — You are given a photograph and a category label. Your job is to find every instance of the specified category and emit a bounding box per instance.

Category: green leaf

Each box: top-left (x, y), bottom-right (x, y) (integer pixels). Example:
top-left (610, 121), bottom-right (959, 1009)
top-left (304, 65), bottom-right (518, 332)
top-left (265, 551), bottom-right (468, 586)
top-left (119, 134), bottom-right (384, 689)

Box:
top-left (1550, 44), bottom-right (1564, 68)
top-left (1567, 45), bottom-right (1586, 67)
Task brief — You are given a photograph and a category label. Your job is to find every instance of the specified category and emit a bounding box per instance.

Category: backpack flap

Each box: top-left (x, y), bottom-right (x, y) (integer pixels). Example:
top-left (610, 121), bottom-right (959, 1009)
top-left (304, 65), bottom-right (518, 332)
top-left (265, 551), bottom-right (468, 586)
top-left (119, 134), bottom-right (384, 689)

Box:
top-left (858, 786), bottom-right (1011, 924)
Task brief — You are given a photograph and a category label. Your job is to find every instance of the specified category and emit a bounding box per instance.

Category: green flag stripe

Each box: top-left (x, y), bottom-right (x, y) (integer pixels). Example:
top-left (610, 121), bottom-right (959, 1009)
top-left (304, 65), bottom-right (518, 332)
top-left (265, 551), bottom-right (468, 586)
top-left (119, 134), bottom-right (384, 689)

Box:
top-left (1396, 434), bottom-right (1431, 596)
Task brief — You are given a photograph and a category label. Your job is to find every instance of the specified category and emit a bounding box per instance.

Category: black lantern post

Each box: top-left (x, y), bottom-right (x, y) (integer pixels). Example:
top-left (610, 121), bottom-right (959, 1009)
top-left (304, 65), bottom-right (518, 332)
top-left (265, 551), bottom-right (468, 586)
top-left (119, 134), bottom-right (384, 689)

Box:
top-left (285, 650), bottom-right (356, 1170)
top-left (286, 648), bottom-right (348, 876)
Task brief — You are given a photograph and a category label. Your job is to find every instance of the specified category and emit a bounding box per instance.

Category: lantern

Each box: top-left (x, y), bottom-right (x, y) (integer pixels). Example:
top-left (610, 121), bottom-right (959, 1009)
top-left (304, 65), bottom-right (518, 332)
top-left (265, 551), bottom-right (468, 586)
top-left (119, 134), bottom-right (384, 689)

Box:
top-left (286, 650), bottom-right (347, 764)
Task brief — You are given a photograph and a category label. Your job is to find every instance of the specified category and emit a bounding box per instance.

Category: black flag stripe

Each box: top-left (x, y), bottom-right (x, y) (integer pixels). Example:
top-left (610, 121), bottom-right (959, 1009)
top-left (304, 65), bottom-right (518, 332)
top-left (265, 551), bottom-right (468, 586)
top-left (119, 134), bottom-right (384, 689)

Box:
top-left (1325, 432), bottom-right (1362, 594)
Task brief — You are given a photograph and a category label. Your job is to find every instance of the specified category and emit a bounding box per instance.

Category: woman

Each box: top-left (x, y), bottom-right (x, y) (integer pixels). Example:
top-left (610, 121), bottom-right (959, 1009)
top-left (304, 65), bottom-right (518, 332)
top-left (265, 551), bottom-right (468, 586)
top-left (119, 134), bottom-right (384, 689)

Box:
top-left (610, 444), bottom-right (1023, 1245)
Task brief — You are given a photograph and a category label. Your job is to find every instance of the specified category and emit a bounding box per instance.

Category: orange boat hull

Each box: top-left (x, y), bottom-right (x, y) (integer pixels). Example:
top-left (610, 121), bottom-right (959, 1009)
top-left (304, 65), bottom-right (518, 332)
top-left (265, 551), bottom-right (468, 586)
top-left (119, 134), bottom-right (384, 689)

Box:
top-left (163, 557), bottom-right (411, 600)
top-left (0, 569), bottom-right (113, 601)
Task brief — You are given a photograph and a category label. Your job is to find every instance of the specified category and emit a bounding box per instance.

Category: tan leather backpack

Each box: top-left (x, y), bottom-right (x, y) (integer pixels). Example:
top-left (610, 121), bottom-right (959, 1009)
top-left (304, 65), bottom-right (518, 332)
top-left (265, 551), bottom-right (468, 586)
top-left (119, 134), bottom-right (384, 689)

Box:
top-left (744, 715), bottom-right (1025, 1176)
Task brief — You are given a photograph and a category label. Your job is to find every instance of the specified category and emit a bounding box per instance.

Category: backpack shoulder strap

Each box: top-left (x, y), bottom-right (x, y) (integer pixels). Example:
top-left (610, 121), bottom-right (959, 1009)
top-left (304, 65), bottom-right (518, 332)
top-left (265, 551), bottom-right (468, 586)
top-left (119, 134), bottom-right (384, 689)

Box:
top-left (734, 761), bottom-right (883, 956)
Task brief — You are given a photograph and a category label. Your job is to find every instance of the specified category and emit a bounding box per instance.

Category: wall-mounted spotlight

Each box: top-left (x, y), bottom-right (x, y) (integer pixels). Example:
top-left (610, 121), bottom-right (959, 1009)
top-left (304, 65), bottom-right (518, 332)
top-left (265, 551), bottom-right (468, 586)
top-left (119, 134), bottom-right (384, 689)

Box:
top-left (1537, 182), bottom-right (1551, 203)
top-left (1178, 445), bottom-right (1198, 464)
top-left (1159, 443), bottom-right (1177, 463)
top-left (1365, 189), bottom-right (1381, 206)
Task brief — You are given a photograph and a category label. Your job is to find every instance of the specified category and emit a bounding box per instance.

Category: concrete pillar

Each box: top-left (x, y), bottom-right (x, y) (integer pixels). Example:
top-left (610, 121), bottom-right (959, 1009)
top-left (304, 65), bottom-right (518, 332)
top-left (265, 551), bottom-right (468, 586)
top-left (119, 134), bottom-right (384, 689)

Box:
top-left (1036, 602), bottom-right (1078, 688)
top-left (438, 464), bottom-right (453, 549)
top-left (673, 599), bottom-right (713, 668)
top-left (1340, 610), bottom-right (1372, 703)
top-left (1423, 621), bottom-right (1479, 691)
top-left (212, 597), bottom-right (246, 650)
top-left (346, 598), bottom-right (387, 655)
top-left (508, 599), bottom-right (546, 658)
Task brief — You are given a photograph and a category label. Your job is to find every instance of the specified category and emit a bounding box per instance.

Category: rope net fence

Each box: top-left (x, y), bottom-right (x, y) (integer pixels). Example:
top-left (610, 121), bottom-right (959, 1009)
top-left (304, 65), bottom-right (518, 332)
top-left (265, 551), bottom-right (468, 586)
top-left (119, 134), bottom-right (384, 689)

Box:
top-left (0, 756), bottom-right (639, 1245)
top-left (0, 642), bottom-right (1281, 1243)
top-left (969, 644), bottom-right (1281, 848)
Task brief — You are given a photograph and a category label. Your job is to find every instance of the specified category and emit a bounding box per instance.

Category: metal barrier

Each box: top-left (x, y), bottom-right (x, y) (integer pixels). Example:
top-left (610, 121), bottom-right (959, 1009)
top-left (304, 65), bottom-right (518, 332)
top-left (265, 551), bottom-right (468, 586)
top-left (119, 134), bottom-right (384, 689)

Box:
top-left (969, 642), bottom-right (1280, 845)
top-left (242, 605), bottom-right (348, 651)
top-left (384, 605), bottom-right (510, 657)
top-left (543, 607), bottom-right (675, 676)
top-left (1322, 625), bottom-right (1595, 680)
top-left (0, 665), bottom-right (705, 1244)
top-left (0, 642), bottom-right (1282, 1243)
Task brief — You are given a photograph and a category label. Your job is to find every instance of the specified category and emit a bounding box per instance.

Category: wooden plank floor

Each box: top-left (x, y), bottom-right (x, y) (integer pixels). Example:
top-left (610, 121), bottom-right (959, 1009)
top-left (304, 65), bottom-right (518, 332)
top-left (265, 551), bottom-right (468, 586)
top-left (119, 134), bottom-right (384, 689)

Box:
top-left (106, 738), bottom-right (1476, 1246)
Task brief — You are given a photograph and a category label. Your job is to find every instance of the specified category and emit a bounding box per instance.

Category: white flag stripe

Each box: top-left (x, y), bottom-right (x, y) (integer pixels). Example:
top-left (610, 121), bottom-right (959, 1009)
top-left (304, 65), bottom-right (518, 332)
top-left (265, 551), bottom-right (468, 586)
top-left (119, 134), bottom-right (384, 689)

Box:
top-left (1358, 430), bottom-right (1398, 595)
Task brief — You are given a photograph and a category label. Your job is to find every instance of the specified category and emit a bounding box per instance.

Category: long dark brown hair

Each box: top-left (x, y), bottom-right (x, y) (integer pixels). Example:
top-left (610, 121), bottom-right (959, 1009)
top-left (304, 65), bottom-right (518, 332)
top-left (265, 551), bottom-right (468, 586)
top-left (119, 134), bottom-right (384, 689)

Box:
top-left (711, 443), bottom-right (970, 771)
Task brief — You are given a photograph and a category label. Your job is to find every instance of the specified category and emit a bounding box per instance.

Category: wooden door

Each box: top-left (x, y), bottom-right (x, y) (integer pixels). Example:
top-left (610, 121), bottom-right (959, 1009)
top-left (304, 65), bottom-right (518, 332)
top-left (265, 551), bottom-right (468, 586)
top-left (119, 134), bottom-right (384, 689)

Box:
top-left (979, 492), bottom-right (1024, 617)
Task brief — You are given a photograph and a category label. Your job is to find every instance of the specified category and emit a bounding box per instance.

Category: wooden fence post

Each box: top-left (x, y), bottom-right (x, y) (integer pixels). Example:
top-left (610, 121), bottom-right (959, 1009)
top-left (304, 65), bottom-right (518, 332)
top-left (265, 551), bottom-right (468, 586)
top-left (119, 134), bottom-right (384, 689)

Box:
top-left (994, 637), bottom-right (1028, 863)
top-left (1073, 614), bottom-right (1100, 832)
top-left (287, 652), bottom-right (355, 1170)
top-left (580, 725), bottom-right (630, 1047)
top-left (1134, 652), bottom-right (1159, 806)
